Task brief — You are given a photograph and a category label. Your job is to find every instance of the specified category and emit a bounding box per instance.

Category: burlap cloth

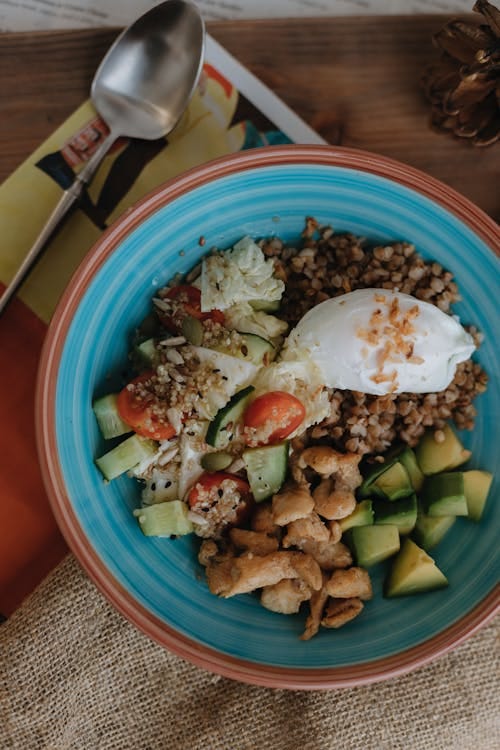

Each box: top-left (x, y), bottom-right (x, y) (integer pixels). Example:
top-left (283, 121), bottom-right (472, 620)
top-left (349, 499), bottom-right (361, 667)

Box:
top-left (1, 554), bottom-right (498, 750)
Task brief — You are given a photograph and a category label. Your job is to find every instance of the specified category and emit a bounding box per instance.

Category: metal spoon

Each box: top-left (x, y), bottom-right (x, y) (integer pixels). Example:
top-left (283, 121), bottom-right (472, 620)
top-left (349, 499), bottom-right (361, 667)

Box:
top-left (0, 0), bottom-right (205, 316)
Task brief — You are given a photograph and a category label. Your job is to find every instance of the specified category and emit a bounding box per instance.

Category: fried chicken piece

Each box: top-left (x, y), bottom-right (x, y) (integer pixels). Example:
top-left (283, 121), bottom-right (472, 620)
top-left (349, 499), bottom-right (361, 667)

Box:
top-left (327, 520), bottom-right (342, 544)
top-left (326, 567), bottom-right (373, 601)
top-left (281, 512), bottom-right (330, 548)
top-left (298, 445), bottom-right (341, 476)
top-left (312, 478), bottom-right (356, 520)
top-left (289, 551), bottom-right (323, 590)
top-left (261, 578), bottom-right (312, 615)
top-left (223, 551), bottom-right (322, 597)
top-left (200, 539), bottom-right (238, 595)
top-left (298, 446), bottom-right (362, 489)
top-left (205, 558), bottom-right (236, 596)
top-left (272, 484), bottom-right (314, 526)
top-left (229, 528), bottom-right (279, 555)
top-left (288, 447), bottom-right (311, 486)
top-left (250, 501), bottom-right (280, 536)
top-left (335, 453), bottom-right (362, 490)
top-left (321, 597), bottom-right (364, 628)
top-left (300, 574), bottom-right (330, 641)
top-left (198, 539), bottom-right (219, 567)
top-left (198, 538), bottom-right (236, 566)
top-left (300, 539), bottom-right (353, 571)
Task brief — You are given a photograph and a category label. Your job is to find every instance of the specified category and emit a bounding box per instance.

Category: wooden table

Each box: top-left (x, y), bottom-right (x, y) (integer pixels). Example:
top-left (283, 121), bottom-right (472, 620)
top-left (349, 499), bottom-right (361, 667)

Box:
top-left (0, 15), bottom-right (499, 222)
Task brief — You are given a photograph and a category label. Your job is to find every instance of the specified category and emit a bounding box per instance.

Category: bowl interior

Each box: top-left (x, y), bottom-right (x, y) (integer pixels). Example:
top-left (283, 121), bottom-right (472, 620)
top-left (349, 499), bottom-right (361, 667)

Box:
top-left (50, 159), bottom-right (499, 679)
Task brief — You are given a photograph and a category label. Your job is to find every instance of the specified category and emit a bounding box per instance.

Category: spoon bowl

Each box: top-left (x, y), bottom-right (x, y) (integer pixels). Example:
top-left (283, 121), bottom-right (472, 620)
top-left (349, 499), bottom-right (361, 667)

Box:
top-left (92, 0), bottom-right (205, 140)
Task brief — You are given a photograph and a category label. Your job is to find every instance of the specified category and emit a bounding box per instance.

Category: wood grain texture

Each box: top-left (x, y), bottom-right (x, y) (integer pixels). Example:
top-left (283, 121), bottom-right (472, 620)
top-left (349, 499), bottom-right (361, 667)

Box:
top-left (0, 16), bottom-right (498, 220)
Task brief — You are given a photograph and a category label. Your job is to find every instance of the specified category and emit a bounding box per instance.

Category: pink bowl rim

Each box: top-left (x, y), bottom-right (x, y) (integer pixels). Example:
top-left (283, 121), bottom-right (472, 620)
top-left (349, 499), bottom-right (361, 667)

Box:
top-left (36, 144), bottom-right (500, 690)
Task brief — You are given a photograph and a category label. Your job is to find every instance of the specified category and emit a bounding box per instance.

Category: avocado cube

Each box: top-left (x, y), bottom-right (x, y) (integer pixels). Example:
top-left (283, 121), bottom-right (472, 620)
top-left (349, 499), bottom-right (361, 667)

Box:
top-left (349, 525), bottom-right (400, 568)
top-left (373, 494), bottom-right (418, 536)
top-left (358, 456), bottom-right (398, 499)
top-left (398, 446), bottom-right (425, 492)
top-left (372, 461), bottom-right (413, 500)
top-left (339, 499), bottom-right (374, 533)
top-left (463, 470), bottom-right (493, 522)
top-left (422, 472), bottom-right (468, 517)
top-left (447, 448), bottom-right (472, 469)
top-left (415, 424), bottom-right (470, 476)
top-left (412, 512), bottom-right (456, 551)
top-left (384, 538), bottom-right (448, 597)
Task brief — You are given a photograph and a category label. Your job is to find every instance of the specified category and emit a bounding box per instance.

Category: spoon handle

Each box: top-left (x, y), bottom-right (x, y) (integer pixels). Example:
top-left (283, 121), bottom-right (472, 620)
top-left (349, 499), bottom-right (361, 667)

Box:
top-left (0, 131), bottom-right (116, 317)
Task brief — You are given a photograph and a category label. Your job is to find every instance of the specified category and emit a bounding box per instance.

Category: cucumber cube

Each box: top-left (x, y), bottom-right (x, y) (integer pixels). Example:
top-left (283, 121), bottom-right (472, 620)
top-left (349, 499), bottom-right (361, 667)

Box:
top-left (95, 434), bottom-right (157, 481)
top-left (134, 337), bottom-right (157, 367)
top-left (92, 393), bottom-right (131, 440)
top-left (206, 385), bottom-right (254, 449)
top-left (134, 500), bottom-right (193, 537)
top-left (243, 441), bottom-right (288, 502)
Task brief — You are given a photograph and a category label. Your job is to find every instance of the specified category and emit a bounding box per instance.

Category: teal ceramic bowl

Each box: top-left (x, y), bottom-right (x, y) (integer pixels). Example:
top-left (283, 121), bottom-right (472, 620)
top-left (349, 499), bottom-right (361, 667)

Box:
top-left (37, 146), bottom-right (499, 689)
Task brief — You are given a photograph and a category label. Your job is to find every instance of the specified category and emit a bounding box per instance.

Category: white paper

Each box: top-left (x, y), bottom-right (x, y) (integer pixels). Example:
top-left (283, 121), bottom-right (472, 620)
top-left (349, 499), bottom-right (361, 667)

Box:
top-left (0, 0), bottom-right (475, 33)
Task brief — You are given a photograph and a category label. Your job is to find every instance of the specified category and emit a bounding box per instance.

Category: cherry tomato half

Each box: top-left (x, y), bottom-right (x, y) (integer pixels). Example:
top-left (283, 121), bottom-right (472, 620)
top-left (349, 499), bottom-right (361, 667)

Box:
top-left (187, 472), bottom-right (253, 532)
top-left (160, 285), bottom-right (225, 333)
top-left (243, 391), bottom-right (306, 446)
top-left (117, 372), bottom-right (177, 441)
top-left (187, 472), bottom-right (251, 507)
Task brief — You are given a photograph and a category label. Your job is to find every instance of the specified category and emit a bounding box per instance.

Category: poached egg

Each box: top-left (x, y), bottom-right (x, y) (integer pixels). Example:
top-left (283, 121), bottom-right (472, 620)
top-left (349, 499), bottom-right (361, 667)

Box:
top-left (282, 289), bottom-right (475, 396)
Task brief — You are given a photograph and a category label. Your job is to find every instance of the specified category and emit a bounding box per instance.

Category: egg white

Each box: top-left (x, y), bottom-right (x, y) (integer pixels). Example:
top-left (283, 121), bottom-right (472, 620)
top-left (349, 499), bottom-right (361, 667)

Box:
top-left (282, 289), bottom-right (475, 396)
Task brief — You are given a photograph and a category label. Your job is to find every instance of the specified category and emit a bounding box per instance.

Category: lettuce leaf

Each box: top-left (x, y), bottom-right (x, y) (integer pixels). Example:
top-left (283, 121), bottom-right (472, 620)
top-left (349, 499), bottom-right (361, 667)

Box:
top-left (201, 236), bottom-right (284, 311)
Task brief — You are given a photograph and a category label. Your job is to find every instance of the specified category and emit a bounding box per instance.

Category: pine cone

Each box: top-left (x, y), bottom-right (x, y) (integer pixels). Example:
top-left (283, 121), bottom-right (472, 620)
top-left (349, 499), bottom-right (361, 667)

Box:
top-left (422, 0), bottom-right (500, 147)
